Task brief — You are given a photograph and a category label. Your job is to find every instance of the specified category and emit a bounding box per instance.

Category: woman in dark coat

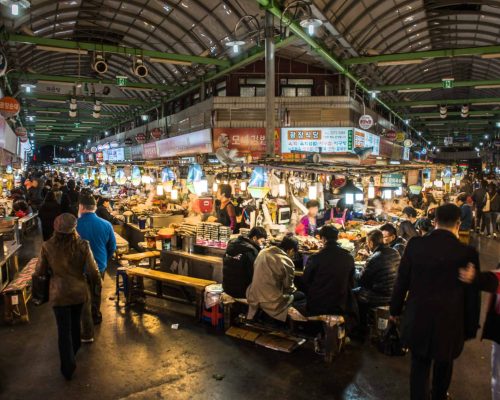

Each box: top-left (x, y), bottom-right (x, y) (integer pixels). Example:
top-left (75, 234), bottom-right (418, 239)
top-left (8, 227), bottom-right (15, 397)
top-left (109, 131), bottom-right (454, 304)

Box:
top-left (39, 191), bottom-right (62, 241)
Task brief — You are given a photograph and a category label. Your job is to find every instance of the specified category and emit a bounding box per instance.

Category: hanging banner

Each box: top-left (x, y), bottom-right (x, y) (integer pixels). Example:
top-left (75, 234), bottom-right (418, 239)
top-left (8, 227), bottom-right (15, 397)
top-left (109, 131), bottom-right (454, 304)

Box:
top-left (143, 142), bottom-right (158, 159)
top-left (156, 129), bottom-right (212, 158)
top-left (130, 145), bottom-right (143, 160)
top-left (213, 128), bottom-right (279, 159)
top-left (106, 148), bottom-right (125, 162)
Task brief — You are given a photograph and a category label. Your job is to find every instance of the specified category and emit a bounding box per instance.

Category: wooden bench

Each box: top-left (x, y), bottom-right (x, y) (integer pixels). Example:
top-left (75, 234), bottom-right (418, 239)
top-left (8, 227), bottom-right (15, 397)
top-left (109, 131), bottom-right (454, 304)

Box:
top-left (121, 251), bottom-right (160, 269)
top-left (2, 258), bottom-right (38, 323)
top-left (125, 267), bottom-right (216, 320)
top-left (221, 293), bottom-right (346, 363)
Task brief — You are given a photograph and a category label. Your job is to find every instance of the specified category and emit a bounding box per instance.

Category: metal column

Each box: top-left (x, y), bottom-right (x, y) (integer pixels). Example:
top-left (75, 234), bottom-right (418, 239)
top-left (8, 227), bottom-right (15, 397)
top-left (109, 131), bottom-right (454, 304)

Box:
top-left (265, 11), bottom-right (275, 158)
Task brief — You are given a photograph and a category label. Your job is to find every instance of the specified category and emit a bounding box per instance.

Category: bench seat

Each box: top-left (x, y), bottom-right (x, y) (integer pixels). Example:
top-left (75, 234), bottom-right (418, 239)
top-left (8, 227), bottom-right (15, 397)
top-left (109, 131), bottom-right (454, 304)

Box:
top-left (125, 267), bottom-right (216, 319)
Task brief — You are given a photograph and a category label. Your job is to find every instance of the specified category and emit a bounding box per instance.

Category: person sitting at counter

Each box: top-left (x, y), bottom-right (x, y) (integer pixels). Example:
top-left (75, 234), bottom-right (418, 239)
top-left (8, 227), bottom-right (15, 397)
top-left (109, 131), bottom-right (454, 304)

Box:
top-left (96, 197), bottom-right (120, 225)
top-left (398, 206), bottom-right (419, 241)
top-left (223, 227), bottom-right (267, 299)
top-left (380, 223), bottom-right (406, 257)
top-left (355, 229), bottom-right (401, 334)
top-left (215, 184), bottom-right (236, 232)
top-left (303, 225), bottom-right (357, 325)
top-left (296, 200), bottom-right (321, 236)
top-left (246, 235), bottom-right (305, 323)
top-left (415, 217), bottom-right (434, 237)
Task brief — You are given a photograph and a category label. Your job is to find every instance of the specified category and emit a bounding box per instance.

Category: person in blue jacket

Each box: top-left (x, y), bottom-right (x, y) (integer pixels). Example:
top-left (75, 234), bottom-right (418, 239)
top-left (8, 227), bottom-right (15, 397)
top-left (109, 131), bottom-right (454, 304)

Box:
top-left (77, 194), bottom-right (116, 340)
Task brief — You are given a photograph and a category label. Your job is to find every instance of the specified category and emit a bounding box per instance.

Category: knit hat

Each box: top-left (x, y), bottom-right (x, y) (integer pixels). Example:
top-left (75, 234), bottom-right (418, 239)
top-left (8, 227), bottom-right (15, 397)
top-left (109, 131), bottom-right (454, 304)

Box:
top-left (79, 194), bottom-right (96, 207)
top-left (53, 213), bottom-right (77, 234)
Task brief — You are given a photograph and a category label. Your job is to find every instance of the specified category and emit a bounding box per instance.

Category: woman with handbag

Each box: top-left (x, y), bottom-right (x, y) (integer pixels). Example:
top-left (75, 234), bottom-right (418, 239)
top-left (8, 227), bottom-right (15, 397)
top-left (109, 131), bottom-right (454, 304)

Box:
top-left (34, 213), bottom-right (100, 380)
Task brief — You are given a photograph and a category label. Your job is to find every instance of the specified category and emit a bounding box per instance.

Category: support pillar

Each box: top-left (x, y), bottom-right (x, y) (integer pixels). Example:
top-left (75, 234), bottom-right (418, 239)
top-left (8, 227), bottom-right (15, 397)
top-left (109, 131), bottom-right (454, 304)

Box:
top-left (265, 11), bottom-right (275, 158)
top-left (345, 75), bottom-right (351, 98)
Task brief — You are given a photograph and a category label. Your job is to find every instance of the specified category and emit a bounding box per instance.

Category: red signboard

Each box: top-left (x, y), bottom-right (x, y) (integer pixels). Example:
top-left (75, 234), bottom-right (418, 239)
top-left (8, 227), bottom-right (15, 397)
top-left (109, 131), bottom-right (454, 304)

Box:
top-left (143, 142), bottom-right (158, 159)
top-left (0, 97), bottom-right (20, 118)
top-left (213, 128), bottom-right (280, 159)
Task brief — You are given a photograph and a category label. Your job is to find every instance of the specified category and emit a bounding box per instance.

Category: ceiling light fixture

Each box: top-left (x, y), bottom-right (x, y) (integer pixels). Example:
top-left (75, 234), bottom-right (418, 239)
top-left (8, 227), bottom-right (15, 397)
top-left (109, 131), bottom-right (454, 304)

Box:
top-left (474, 84), bottom-right (500, 89)
top-left (36, 45), bottom-right (88, 55)
top-left (149, 57), bottom-right (192, 66)
top-left (377, 59), bottom-right (424, 67)
top-left (397, 88), bottom-right (432, 93)
top-left (300, 18), bottom-right (322, 36)
top-left (481, 53), bottom-right (500, 59)
top-left (226, 15), bottom-right (262, 55)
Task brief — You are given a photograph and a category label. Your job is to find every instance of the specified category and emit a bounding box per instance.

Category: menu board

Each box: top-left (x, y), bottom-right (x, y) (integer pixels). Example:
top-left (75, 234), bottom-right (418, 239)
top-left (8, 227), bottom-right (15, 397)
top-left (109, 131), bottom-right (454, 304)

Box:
top-left (143, 142), bottom-right (158, 159)
top-left (106, 147), bottom-right (125, 162)
top-left (381, 173), bottom-right (404, 187)
top-left (281, 127), bottom-right (354, 153)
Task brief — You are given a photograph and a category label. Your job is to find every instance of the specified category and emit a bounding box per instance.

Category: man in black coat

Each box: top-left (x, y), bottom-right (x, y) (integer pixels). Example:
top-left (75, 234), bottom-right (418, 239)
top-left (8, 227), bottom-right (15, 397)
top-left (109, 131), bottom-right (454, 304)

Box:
top-left (356, 229), bottom-right (401, 331)
top-left (222, 227), bottom-right (267, 298)
top-left (380, 222), bottom-right (407, 256)
top-left (390, 204), bottom-right (482, 400)
top-left (303, 225), bottom-right (357, 324)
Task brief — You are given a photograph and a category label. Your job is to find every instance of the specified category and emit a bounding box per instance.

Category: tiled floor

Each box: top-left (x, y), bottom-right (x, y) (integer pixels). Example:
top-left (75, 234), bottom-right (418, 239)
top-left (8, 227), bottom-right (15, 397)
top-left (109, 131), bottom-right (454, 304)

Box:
top-left (0, 229), bottom-right (498, 400)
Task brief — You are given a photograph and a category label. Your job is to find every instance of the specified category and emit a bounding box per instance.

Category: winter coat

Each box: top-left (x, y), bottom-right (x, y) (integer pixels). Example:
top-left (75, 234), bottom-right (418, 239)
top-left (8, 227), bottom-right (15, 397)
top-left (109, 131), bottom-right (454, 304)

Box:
top-left (459, 204), bottom-right (473, 231)
top-left (389, 236), bottom-right (407, 257)
top-left (489, 192), bottom-right (500, 213)
top-left (96, 205), bottom-right (120, 225)
top-left (223, 236), bottom-right (261, 298)
top-left (246, 246), bottom-right (296, 322)
top-left (35, 236), bottom-right (100, 307)
top-left (358, 245), bottom-right (401, 305)
top-left (27, 186), bottom-right (43, 209)
top-left (38, 200), bottom-right (62, 241)
top-left (390, 229), bottom-right (482, 361)
top-left (303, 242), bottom-right (357, 319)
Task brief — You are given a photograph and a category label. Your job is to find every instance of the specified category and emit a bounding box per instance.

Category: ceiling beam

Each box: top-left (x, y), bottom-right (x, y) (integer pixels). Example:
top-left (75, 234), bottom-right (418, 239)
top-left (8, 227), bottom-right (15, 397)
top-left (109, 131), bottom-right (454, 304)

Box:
top-left (410, 111), bottom-right (500, 118)
top-left (8, 72), bottom-right (175, 91)
top-left (6, 33), bottom-right (230, 67)
top-left (390, 97), bottom-right (500, 107)
top-left (343, 45), bottom-right (500, 65)
top-left (373, 79), bottom-right (500, 92)
top-left (22, 93), bottom-right (145, 106)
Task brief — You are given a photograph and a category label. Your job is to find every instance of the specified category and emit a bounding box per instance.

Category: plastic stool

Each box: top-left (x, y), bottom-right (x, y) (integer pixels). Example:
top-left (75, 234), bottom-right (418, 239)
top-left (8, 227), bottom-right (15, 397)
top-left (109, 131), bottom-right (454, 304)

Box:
top-left (201, 304), bottom-right (224, 330)
top-left (115, 267), bottom-right (129, 303)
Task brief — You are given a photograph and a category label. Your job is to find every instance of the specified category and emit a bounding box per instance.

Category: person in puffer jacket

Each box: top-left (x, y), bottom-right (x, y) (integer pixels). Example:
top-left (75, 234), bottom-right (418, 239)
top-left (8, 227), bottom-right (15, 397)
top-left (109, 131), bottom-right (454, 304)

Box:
top-left (356, 229), bottom-right (401, 330)
top-left (222, 227), bottom-right (267, 298)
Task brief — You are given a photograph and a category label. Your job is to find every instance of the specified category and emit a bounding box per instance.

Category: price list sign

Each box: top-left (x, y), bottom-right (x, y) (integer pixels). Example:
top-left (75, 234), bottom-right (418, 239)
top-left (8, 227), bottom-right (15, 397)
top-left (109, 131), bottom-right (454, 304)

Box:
top-left (281, 127), bottom-right (354, 153)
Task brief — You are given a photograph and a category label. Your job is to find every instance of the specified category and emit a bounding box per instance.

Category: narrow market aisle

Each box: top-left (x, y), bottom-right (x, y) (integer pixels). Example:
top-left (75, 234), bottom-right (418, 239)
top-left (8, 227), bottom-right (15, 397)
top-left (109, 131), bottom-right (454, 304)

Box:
top-left (0, 232), bottom-right (498, 400)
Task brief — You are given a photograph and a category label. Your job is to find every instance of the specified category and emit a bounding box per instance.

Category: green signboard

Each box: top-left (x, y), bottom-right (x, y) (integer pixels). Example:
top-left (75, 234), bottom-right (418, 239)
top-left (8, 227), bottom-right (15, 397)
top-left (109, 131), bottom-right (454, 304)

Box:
top-left (442, 79), bottom-right (454, 89)
top-left (381, 173), bottom-right (404, 187)
top-left (116, 76), bottom-right (128, 87)
top-left (347, 129), bottom-right (354, 151)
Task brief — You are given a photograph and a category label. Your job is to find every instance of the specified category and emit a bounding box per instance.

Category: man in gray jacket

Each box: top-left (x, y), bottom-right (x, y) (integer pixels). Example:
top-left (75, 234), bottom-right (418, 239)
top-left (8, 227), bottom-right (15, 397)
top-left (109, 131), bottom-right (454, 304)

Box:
top-left (246, 235), bottom-right (304, 322)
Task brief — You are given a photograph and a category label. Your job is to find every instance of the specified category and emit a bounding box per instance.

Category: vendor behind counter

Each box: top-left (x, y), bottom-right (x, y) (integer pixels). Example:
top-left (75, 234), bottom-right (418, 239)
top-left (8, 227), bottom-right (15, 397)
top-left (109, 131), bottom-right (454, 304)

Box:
top-left (215, 184), bottom-right (236, 233)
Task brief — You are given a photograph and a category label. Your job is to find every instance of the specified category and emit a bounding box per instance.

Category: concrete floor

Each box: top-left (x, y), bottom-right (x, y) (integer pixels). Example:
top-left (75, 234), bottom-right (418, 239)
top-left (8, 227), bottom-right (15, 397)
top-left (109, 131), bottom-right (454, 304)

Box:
top-left (0, 229), bottom-right (498, 400)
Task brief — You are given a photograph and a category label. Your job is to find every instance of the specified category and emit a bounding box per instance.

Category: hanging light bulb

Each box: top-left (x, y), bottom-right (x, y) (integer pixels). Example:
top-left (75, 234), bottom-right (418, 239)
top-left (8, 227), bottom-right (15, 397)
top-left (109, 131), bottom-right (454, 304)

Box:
top-left (156, 184), bottom-right (164, 196)
top-left (212, 182), bottom-right (219, 192)
top-left (171, 189), bottom-right (178, 200)
top-left (383, 189), bottom-right (392, 199)
top-left (308, 185), bottom-right (317, 200)
top-left (240, 181), bottom-right (247, 191)
top-left (278, 182), bottom-right (286, 197)
top-left (226, 40), bottom-right (245, 54)
top-left (11, 3), bottom-right (19, 16)
top-left (164, 181), bottom-right (173, 192)
top-left (368, 185), bottom-right (375, 199)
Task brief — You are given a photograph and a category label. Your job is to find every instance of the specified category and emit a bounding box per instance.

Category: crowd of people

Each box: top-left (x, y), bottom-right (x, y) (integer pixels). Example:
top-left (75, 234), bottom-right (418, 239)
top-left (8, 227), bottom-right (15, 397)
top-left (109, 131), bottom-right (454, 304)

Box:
top-left (10, 169), bottom-right (117, 380)
top-left (7, 168), bottom-right (499, 398)
top-left (222, 203), bottom-right (499, 400)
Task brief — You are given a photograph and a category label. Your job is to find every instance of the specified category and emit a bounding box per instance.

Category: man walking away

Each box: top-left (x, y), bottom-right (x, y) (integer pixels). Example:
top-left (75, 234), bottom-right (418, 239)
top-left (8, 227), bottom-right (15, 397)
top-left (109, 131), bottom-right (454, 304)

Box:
top-left (390, 204), bottom-right (481, 400)
top-left (77, 194), bottom-right (116, 341)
